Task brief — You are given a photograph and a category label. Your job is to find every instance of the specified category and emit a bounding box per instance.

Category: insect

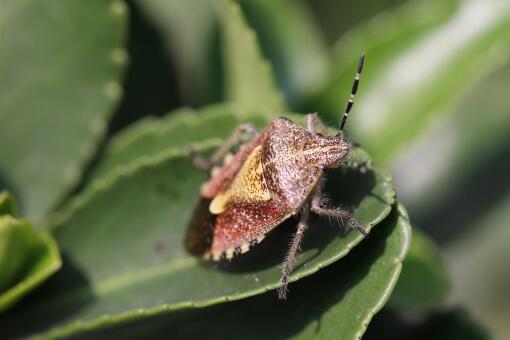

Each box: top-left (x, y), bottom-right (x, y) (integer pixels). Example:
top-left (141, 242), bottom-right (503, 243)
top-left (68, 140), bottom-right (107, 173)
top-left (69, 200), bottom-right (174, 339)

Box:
top-left (186, 53), bottom-right (367, 299)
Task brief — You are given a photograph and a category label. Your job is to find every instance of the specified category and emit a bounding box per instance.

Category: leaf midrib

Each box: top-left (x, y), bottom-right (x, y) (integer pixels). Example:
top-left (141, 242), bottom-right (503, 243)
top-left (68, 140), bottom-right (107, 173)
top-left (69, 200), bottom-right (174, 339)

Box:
top-left (93, 257), bottom-right (197, 295)
top-left (45, 257), bottom-right (198, 311)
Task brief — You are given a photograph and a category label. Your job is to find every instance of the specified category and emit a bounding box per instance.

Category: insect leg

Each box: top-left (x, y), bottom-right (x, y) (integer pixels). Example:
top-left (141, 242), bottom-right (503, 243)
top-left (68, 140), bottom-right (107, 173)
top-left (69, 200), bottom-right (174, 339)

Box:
top-left (278, 201), bottom-right (311, 299)
top-left (311, 178), bottom-right (368, 236)
top-left (306, 113), bottom-right (328, 135)
top-left (189, 123), bottom-right (259, 171)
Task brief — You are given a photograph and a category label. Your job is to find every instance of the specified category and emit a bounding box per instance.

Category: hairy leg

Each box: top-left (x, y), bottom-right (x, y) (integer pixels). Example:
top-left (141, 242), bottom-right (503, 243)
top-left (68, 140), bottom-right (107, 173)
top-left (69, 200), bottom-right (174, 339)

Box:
top-left (306, 113), bottom-right (329, 135)
top-left (189, 123), bottom-right (258, 171)
top-left (278, 201), bottom-right (311, 299)
top-left (311, 176), bottom-right (368, 236)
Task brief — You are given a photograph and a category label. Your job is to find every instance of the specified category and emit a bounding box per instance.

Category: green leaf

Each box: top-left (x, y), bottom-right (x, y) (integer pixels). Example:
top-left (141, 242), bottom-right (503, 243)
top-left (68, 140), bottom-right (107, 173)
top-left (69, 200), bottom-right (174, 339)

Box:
top-left (389, 229), bottom-right (450, 311)
top-left (307, 0), bottom-right (458, 115)
top-left (0, 215), bottom-right (61, 312)
top-left (310, 0), bottom-right (510, 163)
top-left (392, 59), bottom-right (510, 221)
top-left (64, 203), bottom-right (412, 340)
top-left (404, 309), bottom-right (491, 340)
top-left (0, 191), bottom-right (16, 217)
top-left (134, 0), bottom-right (219, 105)
top-left (4, 132), bottom-right (394, 338)
top-left (89, 104), bottom-right (268, 183)
top-left (0, 0), bottom-right (128, 223)
top-left (238, 0), bottom-right (330, 108)
top-left (221, 1), bottom-right (286, 116)
top-left (364, 308), bottom-right (490, 340)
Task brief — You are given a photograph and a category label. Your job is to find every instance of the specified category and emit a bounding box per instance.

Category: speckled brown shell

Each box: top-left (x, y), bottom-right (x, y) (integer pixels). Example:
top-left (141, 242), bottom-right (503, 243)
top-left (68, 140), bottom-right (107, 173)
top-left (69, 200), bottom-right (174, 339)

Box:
top-left (185, 117), bottom-right (350, 260)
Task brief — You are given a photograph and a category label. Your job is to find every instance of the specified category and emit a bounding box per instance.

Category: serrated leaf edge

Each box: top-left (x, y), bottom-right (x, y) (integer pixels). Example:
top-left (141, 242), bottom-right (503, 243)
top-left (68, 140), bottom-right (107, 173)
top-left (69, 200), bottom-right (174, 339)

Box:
top-left (38, 148), bottom-right (395, 339)
top-left (39, 0), bottom-right (129, 224)
top-left (46, 139), bottom-right (222, 232)
top-left (354, 203), bottom-right (412, 340)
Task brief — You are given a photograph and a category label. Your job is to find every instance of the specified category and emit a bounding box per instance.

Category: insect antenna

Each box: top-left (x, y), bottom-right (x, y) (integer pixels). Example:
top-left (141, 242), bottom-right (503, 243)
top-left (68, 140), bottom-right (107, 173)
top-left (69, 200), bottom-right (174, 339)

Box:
top-left (339, 52), bottom-right (365, 131)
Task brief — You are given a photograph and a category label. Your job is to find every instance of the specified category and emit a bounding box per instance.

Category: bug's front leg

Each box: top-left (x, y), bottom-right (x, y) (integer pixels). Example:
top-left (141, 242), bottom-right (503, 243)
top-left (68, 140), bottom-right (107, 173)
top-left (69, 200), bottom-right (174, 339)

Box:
top-left (189, 123), bottom-right (259, 171)
top-left (278, 200), bottom-right (311, 300)
top-left (310, 177), bottom-right (368, 236)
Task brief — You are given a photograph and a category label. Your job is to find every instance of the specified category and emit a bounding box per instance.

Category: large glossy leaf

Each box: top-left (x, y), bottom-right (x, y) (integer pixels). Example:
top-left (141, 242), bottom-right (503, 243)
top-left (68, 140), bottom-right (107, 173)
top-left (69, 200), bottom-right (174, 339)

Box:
top-left (3, 137), bottom-right (394, 338)
top-left (389, 229), bottom-right (450, 311)
top-left (309, 0), bottom-right (510, 163)
top-left (0, 215), bottom-right (61, 312)
top-left (221, 0), bottom-right (286, 115)
top-left (89, 104), bottom-right (268, 182)
top-left (67, 203), bottom-right (411, 340)
top-left (238, 0), bottom-right (329, 108)
top-left (0, 0), bottom-right (128, 223)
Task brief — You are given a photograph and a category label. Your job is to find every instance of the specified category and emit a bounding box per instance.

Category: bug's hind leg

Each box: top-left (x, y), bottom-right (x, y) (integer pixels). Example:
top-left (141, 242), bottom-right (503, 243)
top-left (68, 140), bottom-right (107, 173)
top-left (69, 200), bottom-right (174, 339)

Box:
top-left (306, 113), bottom-right (329, 135)
top-left (189, 123), bottom-right (259, 171)
top-left (311, 177), bottom-right (368, 236)
top-left (278, 201), bottom-right (311, 300)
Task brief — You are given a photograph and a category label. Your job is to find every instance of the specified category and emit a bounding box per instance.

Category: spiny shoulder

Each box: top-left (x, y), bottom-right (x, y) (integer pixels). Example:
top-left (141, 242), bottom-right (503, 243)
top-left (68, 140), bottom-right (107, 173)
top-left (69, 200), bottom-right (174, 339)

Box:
top-left (268, 117), bottom-right (306, 132)
top-left (265, 117), bottom-right (311, 143)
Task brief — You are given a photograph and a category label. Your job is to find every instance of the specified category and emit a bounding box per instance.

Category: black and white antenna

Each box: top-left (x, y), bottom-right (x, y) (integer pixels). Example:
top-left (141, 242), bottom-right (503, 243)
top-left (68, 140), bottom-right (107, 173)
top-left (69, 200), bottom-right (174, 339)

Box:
top-left (339, 52), bottom-right (365, 131)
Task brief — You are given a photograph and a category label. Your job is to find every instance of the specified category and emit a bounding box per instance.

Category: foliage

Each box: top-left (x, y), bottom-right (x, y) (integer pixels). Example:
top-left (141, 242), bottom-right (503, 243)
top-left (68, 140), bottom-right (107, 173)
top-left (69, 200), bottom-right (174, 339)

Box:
top-left (0, 192), bottom-right (61, 312)
top-left (1, 0), bottom-right (508, 338)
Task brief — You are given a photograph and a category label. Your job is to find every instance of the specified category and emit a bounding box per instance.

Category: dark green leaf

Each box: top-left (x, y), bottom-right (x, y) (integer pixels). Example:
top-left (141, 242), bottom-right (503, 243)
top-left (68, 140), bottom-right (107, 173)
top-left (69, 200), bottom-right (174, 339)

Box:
top-left (389, 229), bottom-right (450, 311)
top-left (134, 0), bottom-right (219, 105)
top-left (364, 308), bottom-right (490, 340)
top-left (4, 136), bottom-right (394, 338)
top-left (0, 0), bottom-right (128, 223)
top-left (0, 216), bottom-right (61, 312)
top-left (405, 309), bottom-right (491, 340)
top-left (239, 0), bottom-right (330, 108)
top-left (69, 203), bottom-right (411, 340)
top-left (0, 191), bottom-right (16, 217)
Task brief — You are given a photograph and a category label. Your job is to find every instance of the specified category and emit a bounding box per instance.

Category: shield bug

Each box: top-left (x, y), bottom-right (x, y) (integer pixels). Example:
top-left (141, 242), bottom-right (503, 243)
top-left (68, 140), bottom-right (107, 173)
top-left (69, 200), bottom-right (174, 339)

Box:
top-left (186, 53), bottom-right (367, 299)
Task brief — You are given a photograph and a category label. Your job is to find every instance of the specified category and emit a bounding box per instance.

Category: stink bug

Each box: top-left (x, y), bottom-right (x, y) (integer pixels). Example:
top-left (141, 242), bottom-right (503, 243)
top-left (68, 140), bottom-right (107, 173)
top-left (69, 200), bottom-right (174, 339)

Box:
top-left (186, 53), bottom-right (367, 299)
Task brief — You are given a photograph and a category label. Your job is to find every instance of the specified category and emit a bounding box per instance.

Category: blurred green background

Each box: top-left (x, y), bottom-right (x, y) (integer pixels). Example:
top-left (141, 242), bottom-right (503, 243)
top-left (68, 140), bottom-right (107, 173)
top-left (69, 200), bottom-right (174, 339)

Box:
top-left (1, 0), bottom-right (510, 338)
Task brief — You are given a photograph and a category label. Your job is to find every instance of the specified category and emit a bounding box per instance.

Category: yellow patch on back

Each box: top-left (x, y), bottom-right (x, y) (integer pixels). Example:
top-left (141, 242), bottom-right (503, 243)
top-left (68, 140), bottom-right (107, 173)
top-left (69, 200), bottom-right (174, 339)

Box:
top-left (209, 145), bottom-right (270, 214)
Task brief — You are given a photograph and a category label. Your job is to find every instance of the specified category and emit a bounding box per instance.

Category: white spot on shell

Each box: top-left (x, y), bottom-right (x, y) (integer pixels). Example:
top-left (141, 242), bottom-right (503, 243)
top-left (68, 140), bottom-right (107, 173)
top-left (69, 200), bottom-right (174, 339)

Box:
top-left (223, 153), bottom-right (234, 165)
top-left (211, 166), bottom-right (221, 177)
top-left (225, 248), bottom-right (235, 260)
top-left (212, 252), bottom-right (221, 261)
